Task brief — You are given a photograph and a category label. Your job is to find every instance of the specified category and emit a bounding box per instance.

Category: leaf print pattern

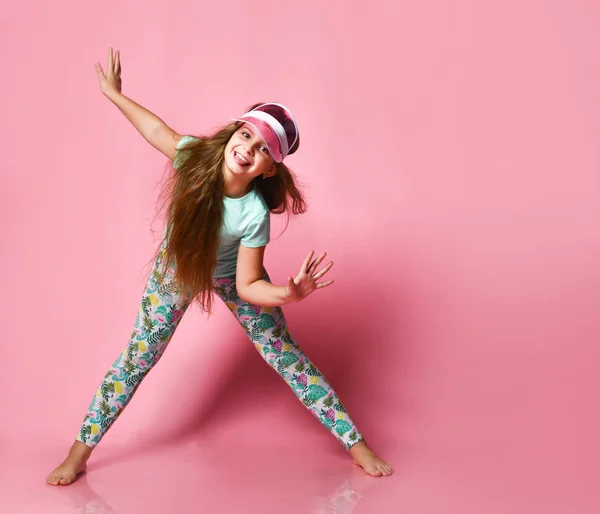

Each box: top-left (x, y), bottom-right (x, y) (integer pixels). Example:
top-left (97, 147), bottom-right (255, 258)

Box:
top-left (212, 272), bottom-right (364, 451)
top-left (76, 237), bottom-right (363, 452)
top-left (307, 384), bottom-right (328, 401)
top-left (76, 240), bottom-right (193, 449)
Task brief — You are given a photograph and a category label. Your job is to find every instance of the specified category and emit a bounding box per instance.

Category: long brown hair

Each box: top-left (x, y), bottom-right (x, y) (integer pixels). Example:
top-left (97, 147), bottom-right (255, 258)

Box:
top-left (149, 102), bottom-right (307, 314)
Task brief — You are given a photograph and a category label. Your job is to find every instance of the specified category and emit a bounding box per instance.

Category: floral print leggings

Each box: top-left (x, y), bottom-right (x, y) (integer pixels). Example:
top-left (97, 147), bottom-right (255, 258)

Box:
top-left (76, 240), bottom-right (364, 452)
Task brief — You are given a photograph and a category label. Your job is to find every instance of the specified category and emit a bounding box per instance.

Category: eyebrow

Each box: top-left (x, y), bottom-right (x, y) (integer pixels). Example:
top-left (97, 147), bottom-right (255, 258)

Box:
top-left (242, 124), bottom-right (256, 135)
top-left (242, 125), bottom-right (267, 147)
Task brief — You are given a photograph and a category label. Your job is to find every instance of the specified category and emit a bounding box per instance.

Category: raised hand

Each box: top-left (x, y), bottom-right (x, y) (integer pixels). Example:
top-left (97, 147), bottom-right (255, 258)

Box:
top-left (284, 250), bottom-right (334, 303)
top-left (95, 47), bottom-right (122, 97)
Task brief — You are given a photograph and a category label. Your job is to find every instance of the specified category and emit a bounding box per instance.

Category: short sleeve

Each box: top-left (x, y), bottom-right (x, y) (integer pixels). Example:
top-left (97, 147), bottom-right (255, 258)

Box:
top-left (240, 213), bottom-right (271, 248)
top-left (173, 135), bottom-right (200, 168)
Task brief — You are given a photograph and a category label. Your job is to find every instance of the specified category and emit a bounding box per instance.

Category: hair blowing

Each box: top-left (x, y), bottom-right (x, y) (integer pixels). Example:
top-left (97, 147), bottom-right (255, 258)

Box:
top-left (148, 103), bottom-right (307, 315)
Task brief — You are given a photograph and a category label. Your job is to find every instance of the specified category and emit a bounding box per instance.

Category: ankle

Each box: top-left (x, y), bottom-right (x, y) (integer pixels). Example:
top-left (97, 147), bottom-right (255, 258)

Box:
top-left (69, 441), bottom-right (93, 460)
top-left (349, 439), bottom-right (369, 455)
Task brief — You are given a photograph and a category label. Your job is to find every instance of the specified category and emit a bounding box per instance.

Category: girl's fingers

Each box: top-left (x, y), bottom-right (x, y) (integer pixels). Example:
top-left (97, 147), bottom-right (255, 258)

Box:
top-left (95, 62), bottom-right (105, 79)
top-left (288, 277), bottom-right (298, 295)
top-left (301, 250), bottom-right (314, 273)
top-left (309, 252), bottom-right (327, 272)
top-left (114, 49), bottom-right (120, 74)
top-left (107, 47), bottom-right (113, 73)
top-left (315, 280), bottom-right (334, 289)
top-left (312, 261), bottom-right (333, 279)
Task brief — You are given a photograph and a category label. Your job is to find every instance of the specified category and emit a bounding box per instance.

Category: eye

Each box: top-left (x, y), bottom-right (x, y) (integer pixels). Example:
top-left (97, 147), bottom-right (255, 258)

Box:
top-left (241, 132), bottom-right (250, 139)
top-left (260, 146), bottom-right (268, 153)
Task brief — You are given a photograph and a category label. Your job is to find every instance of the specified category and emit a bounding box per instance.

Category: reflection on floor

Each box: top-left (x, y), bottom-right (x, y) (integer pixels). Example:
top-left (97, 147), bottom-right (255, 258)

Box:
top-left (3, 436), bottom-right (396, 514)
top-left (2, 429), bottom-right (594, 513)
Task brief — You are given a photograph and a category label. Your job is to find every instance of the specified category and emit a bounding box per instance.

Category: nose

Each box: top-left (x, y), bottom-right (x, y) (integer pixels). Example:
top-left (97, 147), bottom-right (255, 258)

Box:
top-left (245, 141), bottom-right (261, 155)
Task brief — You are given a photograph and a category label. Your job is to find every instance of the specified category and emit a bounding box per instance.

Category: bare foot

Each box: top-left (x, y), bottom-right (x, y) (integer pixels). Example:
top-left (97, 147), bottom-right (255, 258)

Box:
top-left (348, 440), bottom-right (393, 477)
top-left (46, 441), bottom-right (92, 486)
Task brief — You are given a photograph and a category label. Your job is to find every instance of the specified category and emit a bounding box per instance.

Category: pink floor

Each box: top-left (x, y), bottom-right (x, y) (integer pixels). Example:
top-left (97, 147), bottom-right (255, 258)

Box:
top-left (3, 420), bottom-right (598, 513)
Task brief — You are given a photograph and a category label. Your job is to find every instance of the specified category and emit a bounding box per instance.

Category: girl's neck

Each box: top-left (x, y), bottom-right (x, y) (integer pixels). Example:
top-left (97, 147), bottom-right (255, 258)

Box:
top-left (222, 165), bottom-right (253, 199)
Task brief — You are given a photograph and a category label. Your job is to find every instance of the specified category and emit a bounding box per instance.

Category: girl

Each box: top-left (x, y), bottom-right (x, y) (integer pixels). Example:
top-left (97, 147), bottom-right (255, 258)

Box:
top-left (46, 48), bottom-right (393, 486)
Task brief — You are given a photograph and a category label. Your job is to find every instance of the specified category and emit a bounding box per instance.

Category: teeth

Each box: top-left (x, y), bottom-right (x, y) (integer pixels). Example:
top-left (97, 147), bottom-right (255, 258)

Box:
top-left (236, 151), bottom-right (249, 164)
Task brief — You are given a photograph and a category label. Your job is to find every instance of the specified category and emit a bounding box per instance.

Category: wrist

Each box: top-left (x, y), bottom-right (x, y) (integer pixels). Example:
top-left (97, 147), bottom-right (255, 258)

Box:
top-left (283, 290), bottom-right (301, 305)
top-left (104, 89), bottom-right (122, 103)
top-left (281, 291), bottom-right (294, 305)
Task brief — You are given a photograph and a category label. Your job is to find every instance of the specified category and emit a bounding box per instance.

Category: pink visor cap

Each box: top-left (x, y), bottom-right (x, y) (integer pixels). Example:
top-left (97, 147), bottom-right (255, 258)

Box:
top-left (230, 103), bottom-right (299, 163)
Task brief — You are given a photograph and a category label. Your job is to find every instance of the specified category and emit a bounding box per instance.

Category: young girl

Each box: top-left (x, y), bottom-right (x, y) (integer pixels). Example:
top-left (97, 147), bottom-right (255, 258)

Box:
top-left (46, 48), bottom-right (393, 486)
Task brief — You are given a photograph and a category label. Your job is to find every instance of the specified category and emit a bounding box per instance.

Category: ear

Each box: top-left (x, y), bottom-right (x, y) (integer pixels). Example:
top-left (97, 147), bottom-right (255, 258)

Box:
top-left (262, 163), bottom-right (278, 178)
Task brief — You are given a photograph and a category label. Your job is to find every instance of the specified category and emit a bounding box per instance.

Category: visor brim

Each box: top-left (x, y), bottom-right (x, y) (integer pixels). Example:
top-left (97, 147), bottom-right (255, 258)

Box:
top-left (230, 117), bottom-right (283, 163)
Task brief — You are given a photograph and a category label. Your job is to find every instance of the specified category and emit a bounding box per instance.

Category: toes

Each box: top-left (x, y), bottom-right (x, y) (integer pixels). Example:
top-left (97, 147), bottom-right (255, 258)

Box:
top-left (352, 454), bottom-right (394, 478)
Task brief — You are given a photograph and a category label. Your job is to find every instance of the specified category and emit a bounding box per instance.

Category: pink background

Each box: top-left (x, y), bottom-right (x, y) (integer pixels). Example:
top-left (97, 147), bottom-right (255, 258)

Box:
top-left (2, 0), bottom-right (599, 512)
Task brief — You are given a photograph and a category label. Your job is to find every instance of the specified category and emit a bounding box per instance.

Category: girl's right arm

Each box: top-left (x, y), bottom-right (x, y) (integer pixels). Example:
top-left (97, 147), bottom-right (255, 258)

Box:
top-left (95, 48), bottom-right (183, 161)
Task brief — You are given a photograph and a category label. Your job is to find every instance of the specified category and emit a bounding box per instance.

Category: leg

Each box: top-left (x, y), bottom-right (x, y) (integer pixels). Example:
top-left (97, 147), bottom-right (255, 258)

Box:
top-left (47, 239), bottom-right (192, 485)
top-left (77, 243), bottom-right (192, 448)
top-left (212, 271), bottom-right (364, 451)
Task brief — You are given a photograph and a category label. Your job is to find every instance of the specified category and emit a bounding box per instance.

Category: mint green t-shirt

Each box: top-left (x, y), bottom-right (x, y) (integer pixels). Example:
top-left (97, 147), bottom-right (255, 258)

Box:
top-left (172, 135), bottom-right (271, 278)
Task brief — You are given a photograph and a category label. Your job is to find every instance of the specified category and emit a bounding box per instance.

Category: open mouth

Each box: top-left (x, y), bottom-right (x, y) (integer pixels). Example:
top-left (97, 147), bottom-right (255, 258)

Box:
top-left (233, 150), bottom-right (251, 166)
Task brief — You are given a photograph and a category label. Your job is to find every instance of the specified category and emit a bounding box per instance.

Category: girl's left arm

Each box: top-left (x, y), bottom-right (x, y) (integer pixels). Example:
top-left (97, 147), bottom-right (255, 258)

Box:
top-left (235, 245), bottom-right (334, 307)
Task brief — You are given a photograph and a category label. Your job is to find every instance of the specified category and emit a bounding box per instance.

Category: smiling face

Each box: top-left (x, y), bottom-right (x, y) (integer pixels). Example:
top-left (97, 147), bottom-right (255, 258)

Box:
top-left (223, 124), bottom-right (276, 179)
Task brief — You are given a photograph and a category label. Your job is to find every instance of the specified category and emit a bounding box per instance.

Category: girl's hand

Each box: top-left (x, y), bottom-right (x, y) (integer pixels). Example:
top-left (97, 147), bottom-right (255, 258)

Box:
top-left (95, 47), bottom-right (122, 97)
top-left (284, 250), bottom-right (334, 303)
